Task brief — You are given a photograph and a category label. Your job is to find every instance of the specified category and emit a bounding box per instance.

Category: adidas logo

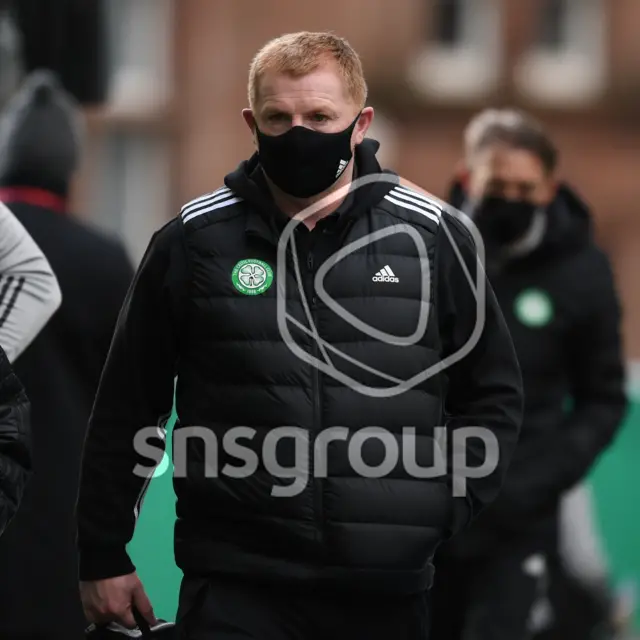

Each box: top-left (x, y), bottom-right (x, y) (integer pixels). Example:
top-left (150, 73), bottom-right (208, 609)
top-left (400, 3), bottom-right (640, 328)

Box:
top-left (336, 159), bottom-right (348, 178)
top-left (372, 265), bottom-right (399, 283)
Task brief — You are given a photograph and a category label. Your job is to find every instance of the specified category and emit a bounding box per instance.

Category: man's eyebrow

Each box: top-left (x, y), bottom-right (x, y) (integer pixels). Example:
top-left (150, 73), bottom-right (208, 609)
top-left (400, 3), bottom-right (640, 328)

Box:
top-left (260, 103), bottom-right (339, 117)
top-left (305, 105), bottom-right (340, 116)
top-left (260, 107), bottom-right (289, 118)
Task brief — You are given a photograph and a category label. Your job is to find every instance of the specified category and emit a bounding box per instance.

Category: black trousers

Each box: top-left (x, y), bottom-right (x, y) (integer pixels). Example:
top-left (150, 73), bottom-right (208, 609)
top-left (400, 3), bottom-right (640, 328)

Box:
top-left (430, 539), bottom-right (549, 640)
top-left (176, 574), bottom-right (430, 640)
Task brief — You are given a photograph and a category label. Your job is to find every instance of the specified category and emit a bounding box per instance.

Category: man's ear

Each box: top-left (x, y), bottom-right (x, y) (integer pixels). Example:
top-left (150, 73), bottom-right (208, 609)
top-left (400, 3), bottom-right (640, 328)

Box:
top-left (242, 108), bottom-right (255, 130)
top-left (454, 159), bottom-right (470, 189)
top-left (242, 109), bottom-right (258, 148)
top-left (353, 106), bottom-right (374, 145)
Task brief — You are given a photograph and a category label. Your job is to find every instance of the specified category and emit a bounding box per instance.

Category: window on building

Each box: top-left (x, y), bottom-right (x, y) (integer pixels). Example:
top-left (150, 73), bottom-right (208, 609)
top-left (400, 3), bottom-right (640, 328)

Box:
top-left (537, 0), bottom-right (567, 51)
top-left (105, 0), bottom-right (173, 114)
top-left (10, 0), bottom-right (109, 105)
top-left (408, 0), bottom-right (502, 102)
top-left (515, 0), bottom-right (607, 105)
top-left (0, 6), bottom-right (22, 104)
top-left (432, 0), bottom-right (464, 47)
top-left (88, 130), bottom-right (172, 264)
top-left (77, 0), bottom-right (175, 264)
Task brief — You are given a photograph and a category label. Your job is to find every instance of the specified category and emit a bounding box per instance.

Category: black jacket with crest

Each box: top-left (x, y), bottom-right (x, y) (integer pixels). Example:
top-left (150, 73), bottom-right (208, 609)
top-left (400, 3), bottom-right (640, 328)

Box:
top-left (77, 140), bottom-right (523, 595)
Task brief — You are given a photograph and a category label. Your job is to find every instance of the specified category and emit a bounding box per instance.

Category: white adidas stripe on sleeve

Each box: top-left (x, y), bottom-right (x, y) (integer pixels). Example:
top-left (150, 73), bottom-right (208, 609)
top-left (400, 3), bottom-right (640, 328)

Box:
top-left (0, 202), bottom-right (62, 363)
top-left (384, 194), bottom-right (441, 225)
top-left (182, 193), bottom-right (242, 224)
top-left (393, 186), bottom-right (443, 216)
top-left (387, 188), bottom-right (443, 221)
top-left (181, 187), bottom-right (232, 219)
top-left (181, 186), bottom-right (230, 213)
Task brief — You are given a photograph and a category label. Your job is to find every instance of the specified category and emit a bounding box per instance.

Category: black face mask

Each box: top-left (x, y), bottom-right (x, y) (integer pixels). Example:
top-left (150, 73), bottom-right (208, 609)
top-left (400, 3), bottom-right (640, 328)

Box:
top-left (255, 114), bottom-right (360, 198)
top-left (473, 196), bottom-right (539, 247)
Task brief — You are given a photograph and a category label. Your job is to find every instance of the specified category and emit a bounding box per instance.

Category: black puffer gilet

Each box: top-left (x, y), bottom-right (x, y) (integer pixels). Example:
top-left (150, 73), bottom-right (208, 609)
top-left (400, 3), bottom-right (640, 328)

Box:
top-left (174, 142), bottom-right (452, 595)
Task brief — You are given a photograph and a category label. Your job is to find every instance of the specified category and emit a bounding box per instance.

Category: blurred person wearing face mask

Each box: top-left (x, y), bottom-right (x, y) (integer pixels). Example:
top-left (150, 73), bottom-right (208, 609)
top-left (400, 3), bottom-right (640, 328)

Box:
top-left (429, 109), bottom-right (628, 640)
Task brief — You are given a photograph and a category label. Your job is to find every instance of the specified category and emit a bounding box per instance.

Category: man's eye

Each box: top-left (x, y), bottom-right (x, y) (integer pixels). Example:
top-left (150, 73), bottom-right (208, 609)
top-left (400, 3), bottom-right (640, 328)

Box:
top-left (311, 113), bottom-right (329, 122)
top-left (268, 113), bottom-right (288, 122)
top-left (520, 184), bottom-right (536, 196)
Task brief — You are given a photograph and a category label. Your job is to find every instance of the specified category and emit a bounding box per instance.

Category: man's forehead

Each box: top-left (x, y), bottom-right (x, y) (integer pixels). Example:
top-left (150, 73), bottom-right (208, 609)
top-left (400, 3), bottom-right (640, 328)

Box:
top-left (260, 93), bottom-right (338, 114)
top-left (257, 64), bottom-right (350, 108)
top-left (477, 146), bottom-right (546, 178)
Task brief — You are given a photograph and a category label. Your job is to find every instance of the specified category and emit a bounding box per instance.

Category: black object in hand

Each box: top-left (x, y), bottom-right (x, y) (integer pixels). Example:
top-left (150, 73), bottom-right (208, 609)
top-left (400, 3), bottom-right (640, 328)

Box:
top-left (85, 606), bottom-right (176, 639)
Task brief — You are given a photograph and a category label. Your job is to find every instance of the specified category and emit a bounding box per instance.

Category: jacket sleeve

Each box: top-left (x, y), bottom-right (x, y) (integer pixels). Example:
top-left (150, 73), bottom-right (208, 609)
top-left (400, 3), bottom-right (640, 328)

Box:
top-left (94, 242), bottom-right (136, 385)
top-left (76, 218), bottom-right (188, 581)
top-left (437, 211), bottom-right (523, 537)
top-left (493, 248), bottom-right (627, 518)
top-left (559, 250), bottom-right (627, 480)
top-left (0, 202), bottom-right (62, 362)
top-left (0, 343), bottom-right (32, 536)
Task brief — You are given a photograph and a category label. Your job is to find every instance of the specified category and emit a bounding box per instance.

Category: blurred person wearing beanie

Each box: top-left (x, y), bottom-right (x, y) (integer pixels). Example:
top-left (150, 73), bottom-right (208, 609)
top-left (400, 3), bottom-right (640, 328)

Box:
top-left (429, 109), bottom-right (628, 640)
top-left (0, 70), bottom-right (135, 640)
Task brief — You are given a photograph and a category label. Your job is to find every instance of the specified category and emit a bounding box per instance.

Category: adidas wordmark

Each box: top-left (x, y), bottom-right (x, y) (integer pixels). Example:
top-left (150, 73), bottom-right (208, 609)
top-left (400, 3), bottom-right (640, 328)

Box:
top-left (372, 265), bottom-right (399, 283)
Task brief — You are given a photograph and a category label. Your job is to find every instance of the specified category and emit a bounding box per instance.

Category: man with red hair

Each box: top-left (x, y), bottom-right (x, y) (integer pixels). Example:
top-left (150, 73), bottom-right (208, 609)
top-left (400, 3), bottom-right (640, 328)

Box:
top-left (78, 33), bottom-right (523, 640)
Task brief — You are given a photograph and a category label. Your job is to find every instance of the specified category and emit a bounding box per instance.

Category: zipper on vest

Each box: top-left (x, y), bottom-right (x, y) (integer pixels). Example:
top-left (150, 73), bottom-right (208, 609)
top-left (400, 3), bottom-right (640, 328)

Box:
top-left (306, 250), bottom-right (324, 548)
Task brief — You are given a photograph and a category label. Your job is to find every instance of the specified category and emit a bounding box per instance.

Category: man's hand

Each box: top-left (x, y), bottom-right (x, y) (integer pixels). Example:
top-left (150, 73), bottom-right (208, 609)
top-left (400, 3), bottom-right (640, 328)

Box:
top-left (80, 572), bottom-right (157, 629)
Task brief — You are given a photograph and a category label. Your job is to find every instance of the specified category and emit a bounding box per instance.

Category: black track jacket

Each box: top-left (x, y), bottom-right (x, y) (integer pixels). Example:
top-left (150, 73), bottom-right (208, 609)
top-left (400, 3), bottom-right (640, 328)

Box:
top-left (77, 140), bottom-right (523, 595)
top-left (444, 181), bottom-right (627, 556)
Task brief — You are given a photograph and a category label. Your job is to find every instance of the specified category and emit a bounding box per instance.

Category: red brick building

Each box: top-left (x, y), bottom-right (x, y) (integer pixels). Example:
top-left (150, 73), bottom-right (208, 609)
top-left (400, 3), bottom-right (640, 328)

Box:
top-left (76, 0), bottom-right (640, 356)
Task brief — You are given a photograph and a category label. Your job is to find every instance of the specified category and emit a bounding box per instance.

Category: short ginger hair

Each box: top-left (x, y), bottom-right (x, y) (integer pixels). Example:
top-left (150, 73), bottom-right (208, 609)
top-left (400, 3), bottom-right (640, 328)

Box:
top-left (464, 108), bottom-right (559, 174)
top-left (248, 31), bottom-right (368, 111)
